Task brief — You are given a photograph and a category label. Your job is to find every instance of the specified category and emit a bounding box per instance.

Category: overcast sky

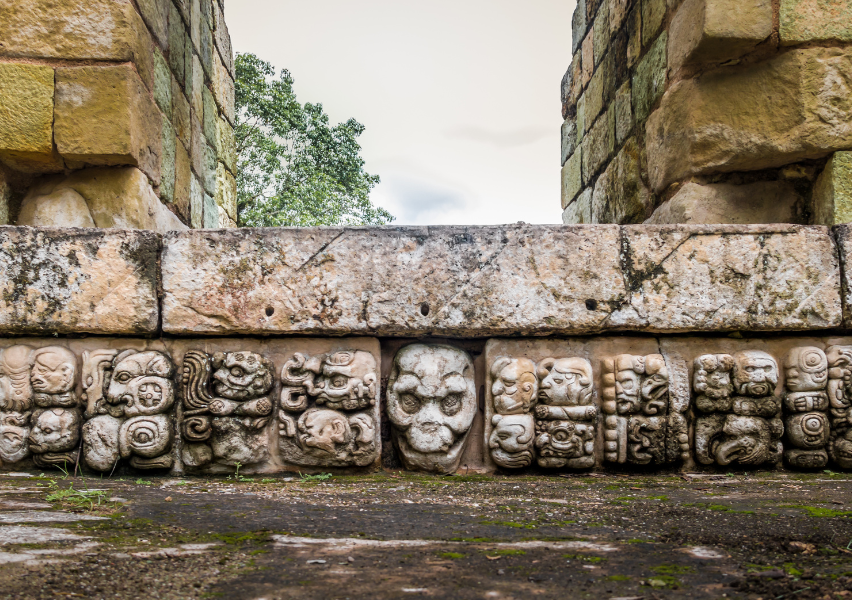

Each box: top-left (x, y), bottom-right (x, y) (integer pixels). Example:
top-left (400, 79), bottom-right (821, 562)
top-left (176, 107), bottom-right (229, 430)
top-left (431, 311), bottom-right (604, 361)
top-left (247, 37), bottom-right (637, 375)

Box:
top-left (226, 0), bottom-right (576, 225)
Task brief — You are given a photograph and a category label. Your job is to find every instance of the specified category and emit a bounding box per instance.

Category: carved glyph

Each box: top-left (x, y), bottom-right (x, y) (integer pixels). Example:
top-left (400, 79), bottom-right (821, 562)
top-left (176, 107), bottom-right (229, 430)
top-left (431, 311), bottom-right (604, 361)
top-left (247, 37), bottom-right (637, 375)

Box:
top-left (0, 346), bottom-right (35, 464)
top-left (602, 354), bottom-right (689, 466)
top-left (278, 350), bottom-right (380, 467)
top-left (28, 347), bottom-right (81, 469)
top-left (826, 346), bottom-right (852, 469)
top-left (81, 350), bottom-right (176, 472)
top-left (693, 351), bottom-right (783, 467)
top-left (783, 347), bottom-right (829, 469)
top-left (181, 351), bottom-right (274, 469)
top-left (387, 344), bottom-right (477, 474)
top-left (485, 356), bottom-right (597, 470)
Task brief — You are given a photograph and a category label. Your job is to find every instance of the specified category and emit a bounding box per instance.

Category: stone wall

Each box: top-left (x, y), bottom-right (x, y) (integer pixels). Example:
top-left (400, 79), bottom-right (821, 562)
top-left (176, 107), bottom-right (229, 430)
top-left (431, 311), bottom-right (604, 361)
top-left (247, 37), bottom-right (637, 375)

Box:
top-left (4, 223), bottom-right (852, 476)
top-left (0, 0), bottom-right (236, 231)
top-left (560, 0), bottom-right (852, 227)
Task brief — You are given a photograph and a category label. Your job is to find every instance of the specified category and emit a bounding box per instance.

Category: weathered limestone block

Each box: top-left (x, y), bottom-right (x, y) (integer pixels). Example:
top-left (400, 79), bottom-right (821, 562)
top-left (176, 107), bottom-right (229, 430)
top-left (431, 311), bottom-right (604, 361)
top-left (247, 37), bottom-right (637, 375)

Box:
top-left (645, 181), bottom-right (805, 225)
top-left (82, 350), bottom-right (176, 472)
top-left (647, 47), bottom-right (852, 192)
top-left (160, 225), bottom-right (626, 337)
top-left (0, 170), bottom-right (9, 225)
top-left (693, 351), bottom-right (783, 467)
top-left (632, 33), bottom-right (667, 124)
top-left (18, 168), bottom-right (186, 233)
top-left (562, 189), bottom-right (593, 225)
top-left (591, 138), bottom-right (652, 224)
top-left (0, 63), bottom-right (59, 172)
top-left (561, 148), bottom-right (583, 208)
top-left (279, 350), bottom-right (380, 468)
top-left (0, 0), bottom-right (154, 90)
top-left (609, 225), bottom-right (842, 332)
top-left (833, 224), bottom-right (852, 329)
top-left (0, 228), bottom-right (159, 335)
top-left (387, 344), bottom-right (476, 474)
top-left (55, 66), bottom-right (162, 186)
top-left (813, 153), bottom-right (852, 226)
top-left (668, 0), bottom-right (772, 71)
top-left (780, 0), bottom-right (852, 45)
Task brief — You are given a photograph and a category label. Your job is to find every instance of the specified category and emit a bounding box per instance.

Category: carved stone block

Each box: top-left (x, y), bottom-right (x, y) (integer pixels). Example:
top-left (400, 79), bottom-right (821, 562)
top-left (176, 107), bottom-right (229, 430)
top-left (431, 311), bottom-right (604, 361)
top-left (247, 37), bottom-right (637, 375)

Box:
top-left (602, 354), bottom-right (689, 466)
top-left (387, 344), bottom-right (477, 474)
top-left (693, 351), bottom-right (783, 467)
top-left (28, 347), bottom-right (81, 469)
top-left (82, 350), bottom-right (176, 472)
top-left (485, 355), bottom-right (597, 470)
top-left (783, 347), bottom-right (829, 469)
top-left (826, 346), bottom-right (852, 469)
top-left (278, 350), bottom-right (380, 467)
top-left (180, 350), bottom-right (274, 469)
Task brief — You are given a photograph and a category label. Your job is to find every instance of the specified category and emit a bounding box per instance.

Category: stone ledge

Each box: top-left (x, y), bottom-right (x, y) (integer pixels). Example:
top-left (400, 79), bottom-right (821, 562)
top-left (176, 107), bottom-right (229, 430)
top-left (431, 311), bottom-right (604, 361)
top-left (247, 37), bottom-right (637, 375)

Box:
top-left (161, 224), bottom-right (842, 336)
top-left (0, 227), bottom-right (160, 334)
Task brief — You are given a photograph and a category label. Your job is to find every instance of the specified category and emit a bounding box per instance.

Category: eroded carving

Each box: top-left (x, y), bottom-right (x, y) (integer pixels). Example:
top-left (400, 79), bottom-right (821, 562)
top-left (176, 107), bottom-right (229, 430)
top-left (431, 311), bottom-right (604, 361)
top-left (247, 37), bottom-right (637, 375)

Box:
top-left (278, 350), bottom-right (380, 467)
top-left (387, 344), bottom-right (476, 474)
top-left (82, 350), bottom-right (176, 472)
top-left (603, 354), bottom-right (688, 466)
top-left (0, 346), bottom-right (34, 464)
top-left (826, 346), bottom-right (852, 469)
top-left (783, 347), bottom-right (829, 469)
top-left (693, 351), bottom-right (783, 467)
top-left (28, 347), bottom-right (81, 469)
top-left (181, 351), bottom-right (274, 469)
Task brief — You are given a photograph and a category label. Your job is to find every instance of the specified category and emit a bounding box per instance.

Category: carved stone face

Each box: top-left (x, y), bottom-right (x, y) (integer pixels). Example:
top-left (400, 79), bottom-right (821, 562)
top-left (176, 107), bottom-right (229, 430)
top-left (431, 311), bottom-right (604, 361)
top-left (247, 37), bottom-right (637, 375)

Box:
top-left (614, 356), bottom-right (642, 415)
top-left (712, 415), bottom-right (772, 466)
top-left (107, 351), bottom-right (175, 417)
top-left (489, 414), bottom-right (534, 468)
top-left (491, 357), bottom-right (537, 415)
top-left (785, 347), bottom-right (828, 393)
top-left (0, 412), bottom-right (30, 463)
top-left (832, 429), bottom-right (852, 469)
top-left (537, 358), bottom-right (592, 407)
top-left (312, 351), bottom-right (377, 406)
top-left (212, 352), bottom-right (273, 401)
top-left (0, 346), bottom-right (33, 413)
top-left (387, 344), bottom-right (476, 473)
top-left (298, 409), bottom-right (349, 455)
top-left (31, 347), bottom-right (76, 395)
top-left (641, 355), bottom-right (668, 414)
top-left (28, 408), bottom-right (80, 454)
top-left (733, 351), bottom-right (778, 397)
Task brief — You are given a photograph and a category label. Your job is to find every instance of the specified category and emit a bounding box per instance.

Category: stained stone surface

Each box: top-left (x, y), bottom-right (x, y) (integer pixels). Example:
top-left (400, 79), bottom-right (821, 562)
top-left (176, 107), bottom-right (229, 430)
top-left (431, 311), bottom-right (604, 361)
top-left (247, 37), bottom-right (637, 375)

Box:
top-left (161, 224), bottom-right (842, 336)
top-left (833, 224), bottom-right (852, 328)
top-left (0, 228), bottom-right (159, 335)
top-left (161, 225), bottom-right (626, 337)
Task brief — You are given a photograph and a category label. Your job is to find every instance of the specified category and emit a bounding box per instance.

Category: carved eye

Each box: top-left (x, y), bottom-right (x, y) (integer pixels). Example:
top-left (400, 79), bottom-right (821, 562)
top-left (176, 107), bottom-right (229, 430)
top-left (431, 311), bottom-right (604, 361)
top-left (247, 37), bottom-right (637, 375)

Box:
top-left (552, 377), bottom-right (564, 384)
top-left (400, 394), bottom-right (420, 414)
top-left (441, 394), bottom-right (463, 416)
top-left (497, 431), bottom-right (510, 440)
top-left (330, 375), bottom-right (348, 389)
top-left (231, 367), bottom-right (244, 378)
top-left (115, 372), bottom-right (132, 384)
top-left (43, 428), bottom-right (53, 434)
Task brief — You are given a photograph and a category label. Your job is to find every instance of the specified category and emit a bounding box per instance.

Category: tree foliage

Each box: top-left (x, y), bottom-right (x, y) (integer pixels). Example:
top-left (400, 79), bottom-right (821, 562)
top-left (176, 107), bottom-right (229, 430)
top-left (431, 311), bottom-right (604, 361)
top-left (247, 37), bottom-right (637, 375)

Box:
top-left (235, 53), bottom-right (392, 227)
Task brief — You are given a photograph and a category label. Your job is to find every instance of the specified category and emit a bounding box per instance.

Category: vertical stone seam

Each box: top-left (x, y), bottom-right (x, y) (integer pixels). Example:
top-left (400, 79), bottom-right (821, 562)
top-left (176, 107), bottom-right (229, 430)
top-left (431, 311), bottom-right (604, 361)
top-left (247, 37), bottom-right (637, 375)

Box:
top-left (831, 225), bottom-right (851, 329)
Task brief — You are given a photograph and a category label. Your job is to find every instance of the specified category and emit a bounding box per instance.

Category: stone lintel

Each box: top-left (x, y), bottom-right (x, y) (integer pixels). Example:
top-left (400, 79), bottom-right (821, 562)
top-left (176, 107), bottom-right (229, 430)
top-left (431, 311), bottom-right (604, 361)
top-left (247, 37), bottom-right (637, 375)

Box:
top-left (161, 224), bottom-right (842, 336)
top-left (0, 227), bottom-right (160, 335)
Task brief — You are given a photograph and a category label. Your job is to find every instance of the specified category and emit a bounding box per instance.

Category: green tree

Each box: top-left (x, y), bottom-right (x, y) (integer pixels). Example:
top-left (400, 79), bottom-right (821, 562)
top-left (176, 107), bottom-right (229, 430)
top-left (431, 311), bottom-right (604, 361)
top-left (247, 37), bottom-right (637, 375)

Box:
top-left (235, 53), bottom-right (392, 227)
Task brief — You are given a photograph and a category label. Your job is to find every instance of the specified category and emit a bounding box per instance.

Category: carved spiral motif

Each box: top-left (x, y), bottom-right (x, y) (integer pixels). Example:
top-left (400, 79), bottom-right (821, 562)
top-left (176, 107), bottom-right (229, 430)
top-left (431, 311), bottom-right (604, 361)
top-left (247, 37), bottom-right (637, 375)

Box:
top-left (802, 413), bottom-right (827, 437)
top-left (182, 415), bottom-right (212, 442)
top-left (801, 349), bottom-right (828, 373)
top-left (121, 415), bottom-right (172, 458)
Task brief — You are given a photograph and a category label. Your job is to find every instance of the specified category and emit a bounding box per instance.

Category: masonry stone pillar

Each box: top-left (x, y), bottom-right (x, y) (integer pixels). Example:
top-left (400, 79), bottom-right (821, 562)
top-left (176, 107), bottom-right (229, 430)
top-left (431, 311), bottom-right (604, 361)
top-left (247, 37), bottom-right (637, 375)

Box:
top-left (0, 0), bottom-right (237, 231)
top-left (560, 0), bottom-right (852, 226)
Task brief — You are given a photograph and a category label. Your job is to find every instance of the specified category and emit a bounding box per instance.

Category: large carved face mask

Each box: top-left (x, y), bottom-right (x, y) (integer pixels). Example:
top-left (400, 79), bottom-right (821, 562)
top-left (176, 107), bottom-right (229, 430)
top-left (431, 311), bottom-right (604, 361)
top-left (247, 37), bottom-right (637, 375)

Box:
top-left (107, 351), bottom-right (175, 417)
top-left (387, 344), bottom-right (476, 472)
top-left (211, 352), bottom-right (273, 401)
top-left (733, 351), bottom-right (778, 397)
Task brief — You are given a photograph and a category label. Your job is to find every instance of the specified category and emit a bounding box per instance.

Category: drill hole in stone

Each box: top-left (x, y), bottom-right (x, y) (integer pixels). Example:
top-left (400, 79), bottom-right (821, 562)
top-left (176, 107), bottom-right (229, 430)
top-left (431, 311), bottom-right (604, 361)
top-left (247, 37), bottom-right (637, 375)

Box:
top-left (419, 303), bottom-right (430, 316)
top-left (265, 307), bottom-right (275, 317)
top-left (585, 299), bottom-right (598, 311)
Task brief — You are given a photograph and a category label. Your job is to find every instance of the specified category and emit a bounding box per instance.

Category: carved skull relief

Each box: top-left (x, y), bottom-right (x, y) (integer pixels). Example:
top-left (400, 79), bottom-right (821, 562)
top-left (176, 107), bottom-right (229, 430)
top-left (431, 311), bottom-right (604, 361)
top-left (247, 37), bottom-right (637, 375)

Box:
top-left (278, 350), bottom-right (380, 467)
top-left (181, 350), bottom-right (274, 470)
top-left (693, 351), bottom-right (783, 467)
top-left (82, 350), bottom-right (176, 472)
top-left (387, 344), bottom-right (476, 474)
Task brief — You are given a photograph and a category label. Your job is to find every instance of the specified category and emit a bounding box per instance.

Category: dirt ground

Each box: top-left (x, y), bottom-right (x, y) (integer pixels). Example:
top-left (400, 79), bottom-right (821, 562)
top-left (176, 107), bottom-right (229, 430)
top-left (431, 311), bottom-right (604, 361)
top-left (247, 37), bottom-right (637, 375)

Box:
top-left (0, 469), bottom-right (850, 599)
